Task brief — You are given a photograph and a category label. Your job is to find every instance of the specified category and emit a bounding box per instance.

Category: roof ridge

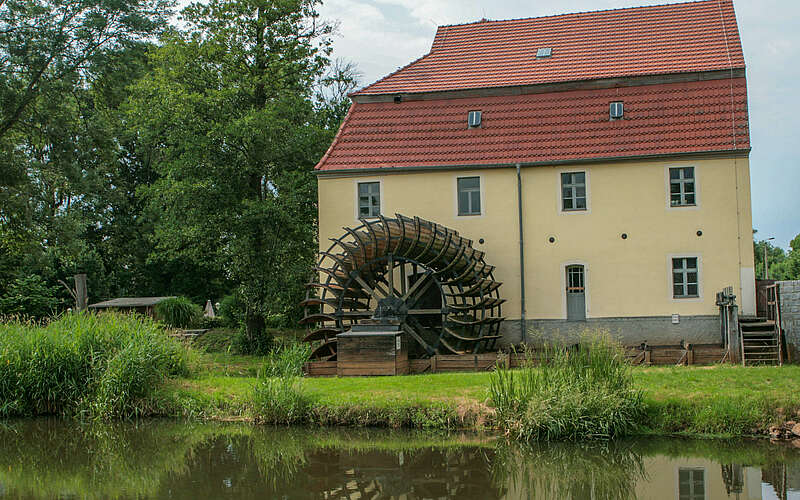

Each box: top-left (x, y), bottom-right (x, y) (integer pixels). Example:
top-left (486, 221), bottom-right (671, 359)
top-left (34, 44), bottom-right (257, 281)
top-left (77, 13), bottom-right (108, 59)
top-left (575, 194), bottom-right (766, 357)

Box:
top-left (434, 0), bottom-right (722, 29)
top-left (352, 0), bottom-right (742, 96)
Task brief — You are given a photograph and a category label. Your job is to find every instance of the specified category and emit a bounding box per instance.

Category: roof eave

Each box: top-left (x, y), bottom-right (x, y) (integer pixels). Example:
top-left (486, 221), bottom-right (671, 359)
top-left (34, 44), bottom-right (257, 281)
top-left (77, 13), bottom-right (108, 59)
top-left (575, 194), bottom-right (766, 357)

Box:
top-left (315, 149), bottom-right (752, 177)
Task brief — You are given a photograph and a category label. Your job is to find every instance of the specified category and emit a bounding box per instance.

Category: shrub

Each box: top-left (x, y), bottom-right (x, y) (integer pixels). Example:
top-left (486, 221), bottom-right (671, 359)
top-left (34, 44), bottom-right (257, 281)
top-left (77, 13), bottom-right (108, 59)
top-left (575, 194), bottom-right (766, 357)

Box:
top-left (0, 275), bottom-right (61, 319)
top-left (217, 294), bottom-right (244, 328)
top-left (154, 297), bottom-right (201, 329)
top-left (231, 327), bottom-right (273, 355)
top-left (489, 331), bottom-right (644, 441)
top-left (197, 315), bottom-right (223, 329)
top-left (0, 311), bottom-right (189, 418)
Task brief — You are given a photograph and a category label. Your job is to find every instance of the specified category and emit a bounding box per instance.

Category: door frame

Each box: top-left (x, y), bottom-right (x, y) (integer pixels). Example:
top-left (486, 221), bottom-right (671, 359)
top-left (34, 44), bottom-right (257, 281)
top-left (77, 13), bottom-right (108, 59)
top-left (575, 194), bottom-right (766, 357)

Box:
top-left (561, 260), bottom-right (589, 320)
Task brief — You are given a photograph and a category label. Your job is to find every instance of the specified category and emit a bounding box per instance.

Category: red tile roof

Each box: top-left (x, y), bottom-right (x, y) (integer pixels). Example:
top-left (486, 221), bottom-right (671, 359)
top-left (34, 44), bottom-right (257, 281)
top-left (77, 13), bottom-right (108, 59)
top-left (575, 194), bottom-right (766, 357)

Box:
top-left (354, 0), bottom-right (744, 95)
top-left (316, 78), bottom-right (749, 171)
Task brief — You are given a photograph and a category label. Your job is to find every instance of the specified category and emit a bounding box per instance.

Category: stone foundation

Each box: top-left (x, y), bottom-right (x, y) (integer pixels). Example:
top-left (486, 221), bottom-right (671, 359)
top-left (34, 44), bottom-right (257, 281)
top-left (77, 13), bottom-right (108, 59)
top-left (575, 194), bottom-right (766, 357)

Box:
top-left (498, 315), bottom-right (722, 347)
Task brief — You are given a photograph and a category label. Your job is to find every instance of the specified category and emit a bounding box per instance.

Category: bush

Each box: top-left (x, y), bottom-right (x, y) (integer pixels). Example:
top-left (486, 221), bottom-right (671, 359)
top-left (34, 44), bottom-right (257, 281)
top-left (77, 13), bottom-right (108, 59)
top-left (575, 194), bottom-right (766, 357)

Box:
top-left (197, 315), bottom-right (223, 329)
top-left (0, 275), bottom-right (61, 319)
top-left (154, 297), bottom-right (201, 329)
top-left (0, 311), bottom-right (189, 418)
top-left (231, 327), bottom-right (273, 355)
top-left (217, 294), bottom-right (244, 328)
top-left (489, 331), bottom-right (644, 441)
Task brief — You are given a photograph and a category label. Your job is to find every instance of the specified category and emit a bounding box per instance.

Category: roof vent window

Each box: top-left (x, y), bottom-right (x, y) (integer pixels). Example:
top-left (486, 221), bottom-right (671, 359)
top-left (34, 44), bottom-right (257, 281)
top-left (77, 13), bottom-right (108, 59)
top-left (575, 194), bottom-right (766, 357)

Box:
top-left (468, 110), bottom-right (482, 128)
top-left (610, 101), bottom-right (624, 120)
top-left (536, 47), bottom-right (552, 58)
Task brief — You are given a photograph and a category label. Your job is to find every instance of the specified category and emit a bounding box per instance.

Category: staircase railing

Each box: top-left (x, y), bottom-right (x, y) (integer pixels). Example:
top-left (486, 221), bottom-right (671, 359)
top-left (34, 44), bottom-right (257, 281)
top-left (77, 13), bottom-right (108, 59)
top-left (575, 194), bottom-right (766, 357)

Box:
top-left (765, 283), bottom-right (783, 366)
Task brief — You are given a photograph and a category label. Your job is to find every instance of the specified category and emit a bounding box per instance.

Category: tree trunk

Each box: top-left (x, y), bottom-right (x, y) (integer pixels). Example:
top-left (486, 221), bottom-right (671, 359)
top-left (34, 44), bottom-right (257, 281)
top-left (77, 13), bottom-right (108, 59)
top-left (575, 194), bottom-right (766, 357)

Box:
top-left (245, 312), bottom-right (265, 339)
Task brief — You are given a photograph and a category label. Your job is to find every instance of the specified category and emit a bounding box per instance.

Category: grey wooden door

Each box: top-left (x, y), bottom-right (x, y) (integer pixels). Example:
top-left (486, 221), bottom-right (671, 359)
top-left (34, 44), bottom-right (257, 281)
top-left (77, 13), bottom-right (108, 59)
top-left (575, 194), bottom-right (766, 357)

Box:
top-left (566, 265), bottom-right (586, 321)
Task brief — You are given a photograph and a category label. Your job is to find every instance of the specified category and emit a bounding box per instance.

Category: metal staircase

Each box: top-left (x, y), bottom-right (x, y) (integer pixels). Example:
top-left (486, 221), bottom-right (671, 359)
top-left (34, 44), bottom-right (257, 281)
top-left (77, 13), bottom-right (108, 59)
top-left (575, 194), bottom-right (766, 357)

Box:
top-left (739, 317), bottom-right (781, 366)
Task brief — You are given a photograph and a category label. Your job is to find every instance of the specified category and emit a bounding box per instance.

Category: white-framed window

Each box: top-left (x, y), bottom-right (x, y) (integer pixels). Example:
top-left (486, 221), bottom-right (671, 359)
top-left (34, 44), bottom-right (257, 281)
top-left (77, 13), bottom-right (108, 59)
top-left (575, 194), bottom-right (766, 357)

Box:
top-left (669, 167), bottom-right (696, 207)
top-left (561, 172), bottom-right (587, 211)
top-left (678, 468), bottom-right (706, 500)
top-left (457, 176), bottom-right (481, 216)
top-left (357, 181), bottom-right (380, 218)
top-left (672, 257), bottom-right (699, 298)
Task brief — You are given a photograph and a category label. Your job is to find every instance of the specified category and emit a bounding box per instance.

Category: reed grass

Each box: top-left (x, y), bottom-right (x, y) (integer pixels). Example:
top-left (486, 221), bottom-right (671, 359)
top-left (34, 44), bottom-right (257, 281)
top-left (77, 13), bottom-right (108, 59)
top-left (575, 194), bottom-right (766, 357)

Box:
top-left (252, 376), bottom-right (312, 425)
top-left (261, 341), bottom-right (311, 378)
top-left (0, 312), bottom-right (189, 418)
top-left (489, 331), bottom-right (644, 441)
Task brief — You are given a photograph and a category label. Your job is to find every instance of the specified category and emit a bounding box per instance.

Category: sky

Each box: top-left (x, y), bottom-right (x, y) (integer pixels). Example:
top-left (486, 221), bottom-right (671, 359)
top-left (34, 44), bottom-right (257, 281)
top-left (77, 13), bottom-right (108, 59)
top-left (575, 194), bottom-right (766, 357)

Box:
top-left (182, 0), bottom-right (800, 249)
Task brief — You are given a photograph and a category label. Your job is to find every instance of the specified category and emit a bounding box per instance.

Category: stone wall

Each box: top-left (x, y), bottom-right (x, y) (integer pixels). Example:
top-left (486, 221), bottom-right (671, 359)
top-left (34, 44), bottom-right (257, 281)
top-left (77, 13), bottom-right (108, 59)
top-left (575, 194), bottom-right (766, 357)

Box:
top-left (498, 315), bottom-right (721, 347)
top-left (778, 280), bottom-right (800, 362)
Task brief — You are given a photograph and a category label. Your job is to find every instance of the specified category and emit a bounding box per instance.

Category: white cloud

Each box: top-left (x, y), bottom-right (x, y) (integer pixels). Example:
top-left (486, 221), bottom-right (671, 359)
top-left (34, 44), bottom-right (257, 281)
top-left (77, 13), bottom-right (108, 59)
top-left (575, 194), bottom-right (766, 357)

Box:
top-left (320, 0), bottom-right (433, 86)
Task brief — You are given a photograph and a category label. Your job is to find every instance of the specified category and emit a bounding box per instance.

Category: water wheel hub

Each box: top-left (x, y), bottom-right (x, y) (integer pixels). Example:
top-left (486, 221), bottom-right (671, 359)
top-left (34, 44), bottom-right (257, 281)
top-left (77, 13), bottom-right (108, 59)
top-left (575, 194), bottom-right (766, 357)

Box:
top-left (373, 296), bottom-right (409, 322)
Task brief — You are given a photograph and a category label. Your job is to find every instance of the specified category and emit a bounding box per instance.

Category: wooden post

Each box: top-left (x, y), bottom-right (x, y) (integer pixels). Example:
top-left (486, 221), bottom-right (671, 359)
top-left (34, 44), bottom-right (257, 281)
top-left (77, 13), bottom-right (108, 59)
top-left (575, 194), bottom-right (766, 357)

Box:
top-left (728, 305), bottom-right (741, 365)
top-left (74, 274), bottom-right (88, 311)
top-left (686, 344), bottom-right (694, 366)
top-left (644, 349), bottom-right (651, 366)
top-left (431, 355), bottom-right (438, 373)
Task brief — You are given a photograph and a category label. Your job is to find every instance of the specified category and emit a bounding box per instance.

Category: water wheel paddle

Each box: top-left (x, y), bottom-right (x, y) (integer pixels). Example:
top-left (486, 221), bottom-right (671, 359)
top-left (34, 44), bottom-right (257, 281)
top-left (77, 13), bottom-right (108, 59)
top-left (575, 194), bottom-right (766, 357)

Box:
top-left (301, 214), bottom-right (505, 360)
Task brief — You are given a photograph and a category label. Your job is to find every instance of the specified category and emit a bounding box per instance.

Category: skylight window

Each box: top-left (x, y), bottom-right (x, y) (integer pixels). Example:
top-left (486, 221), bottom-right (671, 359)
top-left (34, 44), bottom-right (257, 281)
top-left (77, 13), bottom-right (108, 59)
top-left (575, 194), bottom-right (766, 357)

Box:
top-left (536, 47), bottom-right (552, 58)
top-left (468, 110), bottom-right (482, 128)
top-left (610, 101), bottom-right (624, 120)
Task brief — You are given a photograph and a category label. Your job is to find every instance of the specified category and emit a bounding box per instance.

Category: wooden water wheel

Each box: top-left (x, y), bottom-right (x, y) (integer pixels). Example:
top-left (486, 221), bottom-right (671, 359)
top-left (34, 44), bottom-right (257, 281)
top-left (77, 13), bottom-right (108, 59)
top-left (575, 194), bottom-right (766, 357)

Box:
top-left (300, 214), bottom-right (505, 361)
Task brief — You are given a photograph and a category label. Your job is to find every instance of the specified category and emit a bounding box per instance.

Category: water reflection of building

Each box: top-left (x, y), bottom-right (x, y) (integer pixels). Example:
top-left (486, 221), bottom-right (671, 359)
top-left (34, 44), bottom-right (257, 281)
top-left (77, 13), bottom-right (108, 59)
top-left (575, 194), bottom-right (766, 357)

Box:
top-left (631, 458), bottom-right (763, 500)
top-left (501, 451), bottom-right (799, 500)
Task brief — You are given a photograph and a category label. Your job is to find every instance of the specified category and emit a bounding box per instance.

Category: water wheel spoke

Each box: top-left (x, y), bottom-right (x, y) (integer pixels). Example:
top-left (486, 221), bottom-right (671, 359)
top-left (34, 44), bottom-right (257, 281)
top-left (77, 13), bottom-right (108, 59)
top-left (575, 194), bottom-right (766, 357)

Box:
top-left (401, 269), bottom-right (433, 302)
top-left (407, 309), bottom-right (444, 315)
top-left (350, 273), bottom-right (385, 302)
top-left (401, 322), bottom-right (435, 357)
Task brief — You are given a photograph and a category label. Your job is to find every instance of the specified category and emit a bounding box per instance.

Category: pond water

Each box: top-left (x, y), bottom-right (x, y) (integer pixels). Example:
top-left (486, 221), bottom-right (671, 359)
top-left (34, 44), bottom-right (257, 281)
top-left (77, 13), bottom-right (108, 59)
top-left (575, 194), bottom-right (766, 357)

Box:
top-left (0, 419), bottom-right (798, 499)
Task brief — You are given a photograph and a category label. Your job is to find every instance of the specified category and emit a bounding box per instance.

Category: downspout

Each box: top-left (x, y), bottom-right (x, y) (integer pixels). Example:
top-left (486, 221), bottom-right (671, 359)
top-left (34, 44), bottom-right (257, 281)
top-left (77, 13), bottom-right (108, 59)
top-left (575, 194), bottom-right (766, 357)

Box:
top-left (516, 163), bottom-right (527, 344)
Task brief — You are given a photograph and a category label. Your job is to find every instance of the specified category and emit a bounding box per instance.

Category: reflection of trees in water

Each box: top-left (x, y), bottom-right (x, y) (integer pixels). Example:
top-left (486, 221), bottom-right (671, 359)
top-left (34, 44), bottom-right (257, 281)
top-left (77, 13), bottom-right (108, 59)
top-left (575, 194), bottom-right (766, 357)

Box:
top-left (246, 429), bottom-right (504, 500)
top-left (292, 447), bottom-right (502, 499)
top-left (0, 418), bottom-right (222, 499)
top-left (492, 440), bottom-right (647, 500)
top-left (3, 421), bottom-right (800, 499)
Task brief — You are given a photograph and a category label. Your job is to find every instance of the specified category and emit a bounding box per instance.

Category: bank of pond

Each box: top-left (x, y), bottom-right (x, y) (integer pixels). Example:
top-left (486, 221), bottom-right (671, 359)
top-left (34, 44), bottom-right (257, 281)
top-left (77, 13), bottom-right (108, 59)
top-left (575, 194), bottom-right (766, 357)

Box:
top-left (2, 312), bottom-right (799, 440)
top-left (0, 418), bottom-right (798, 499)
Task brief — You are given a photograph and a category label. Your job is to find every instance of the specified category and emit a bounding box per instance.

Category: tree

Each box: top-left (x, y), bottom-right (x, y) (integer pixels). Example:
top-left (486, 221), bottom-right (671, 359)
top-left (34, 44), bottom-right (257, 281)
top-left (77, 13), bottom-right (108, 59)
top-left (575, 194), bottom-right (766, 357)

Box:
top-left (0, 0), bottom-right (173, 142)
top-left (0, 0), bottom-right (173, 307)
top-left (754, 231), bottom-right (800, 281)
top-left (127, 0), bottom-right (337, 344)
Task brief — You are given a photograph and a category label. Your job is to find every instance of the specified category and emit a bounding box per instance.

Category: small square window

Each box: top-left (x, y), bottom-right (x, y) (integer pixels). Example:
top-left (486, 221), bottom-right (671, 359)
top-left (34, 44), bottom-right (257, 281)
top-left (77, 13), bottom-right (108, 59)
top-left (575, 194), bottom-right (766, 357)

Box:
top-left (669, 167), bottom-right (696, 207)
top-left (561, 172), bottom-right (587, 212)
top-left (358, 182), bottom-right (380, 218)
top-left (457, 177), bottom-right (481, 215)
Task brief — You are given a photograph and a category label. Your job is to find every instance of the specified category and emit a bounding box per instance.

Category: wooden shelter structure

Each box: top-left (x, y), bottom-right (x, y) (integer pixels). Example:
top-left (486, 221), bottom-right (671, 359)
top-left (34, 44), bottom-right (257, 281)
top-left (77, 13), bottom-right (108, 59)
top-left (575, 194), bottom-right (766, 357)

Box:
top-left (88, 297), bottom-right (175, 317)
top-left (301, 214), bottom-right (504, 362)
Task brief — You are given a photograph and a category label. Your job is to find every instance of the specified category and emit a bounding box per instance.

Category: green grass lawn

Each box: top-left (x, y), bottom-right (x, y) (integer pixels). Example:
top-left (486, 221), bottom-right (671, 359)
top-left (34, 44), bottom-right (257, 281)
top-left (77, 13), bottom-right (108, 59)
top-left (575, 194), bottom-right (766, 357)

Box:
top-left (166, 352), bottom-right (800, 435)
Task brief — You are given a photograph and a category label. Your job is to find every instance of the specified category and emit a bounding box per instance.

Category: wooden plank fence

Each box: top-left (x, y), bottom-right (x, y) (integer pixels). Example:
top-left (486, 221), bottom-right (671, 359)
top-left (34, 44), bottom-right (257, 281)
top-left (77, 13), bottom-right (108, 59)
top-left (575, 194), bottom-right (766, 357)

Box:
top-left (304, 343), bottom-right (728, 377)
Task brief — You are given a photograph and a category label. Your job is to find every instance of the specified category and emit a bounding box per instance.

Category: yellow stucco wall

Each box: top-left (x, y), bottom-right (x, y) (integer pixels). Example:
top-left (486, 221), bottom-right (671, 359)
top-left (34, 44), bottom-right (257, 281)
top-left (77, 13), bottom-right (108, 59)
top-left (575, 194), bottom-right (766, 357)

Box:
top-left (317, 156), bottom-right (755, 320)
